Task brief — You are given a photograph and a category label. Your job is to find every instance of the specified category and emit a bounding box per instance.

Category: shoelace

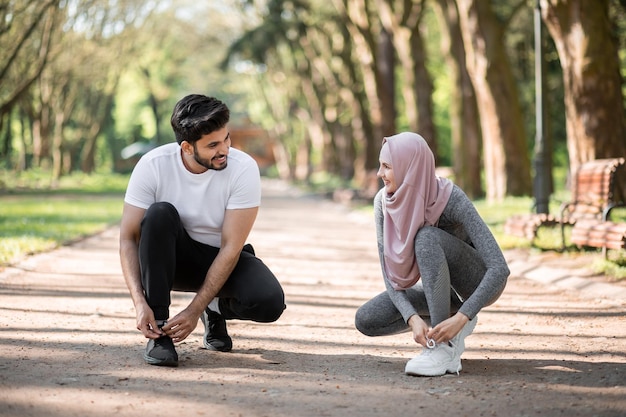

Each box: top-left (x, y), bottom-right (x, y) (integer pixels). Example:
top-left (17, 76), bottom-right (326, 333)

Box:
top-left (426, 338), bottom-right (436, 349)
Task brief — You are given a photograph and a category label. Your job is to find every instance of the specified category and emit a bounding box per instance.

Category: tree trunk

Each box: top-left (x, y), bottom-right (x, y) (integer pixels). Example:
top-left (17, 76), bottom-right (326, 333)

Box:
top-left (375, 27), bottom-right (397, 138)
top-left (1, 112), bottom-right (9, 165)
top-left (378, 0), bottom-right (438, 157)
top-left (411, 25), bottom-right (438, 159)
top-left (337, 23), bottom-right (378, 191)
top-left (456, 0), bottom-right (532, 201)
top-left (80, 93), bottom-right (115, 173)
top-left (541, 0), bottom-right (626, 177)
top-left (51, 111), bottom-right (65, 179)
top-left (378, 0), bottom-right (420, 133)
top-left (433, 0), bottom-right (483, 198)
top-left (32, 82), bottom-right (52, 169)
top-left (333, 0), bottom-right (388, 173)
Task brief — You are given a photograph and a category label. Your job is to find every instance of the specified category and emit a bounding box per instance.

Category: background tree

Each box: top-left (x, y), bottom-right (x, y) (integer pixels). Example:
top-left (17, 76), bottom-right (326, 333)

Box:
top-left (541, 0), bottom-right (626, 182)
top-left (378, 0), bottom-right (439, 160)
top-left (0, 0), bottom-right (59, 117)
top-left (432, 0), bottom-right (483, 198)
top-left (331, 0), bottom-right (396, 187)
top-left (456, 0), bottom-right (532, 201)
top-left (0, 0), bottom-right (60, 167)
top-left (1, 0), bottom-right (625, 205)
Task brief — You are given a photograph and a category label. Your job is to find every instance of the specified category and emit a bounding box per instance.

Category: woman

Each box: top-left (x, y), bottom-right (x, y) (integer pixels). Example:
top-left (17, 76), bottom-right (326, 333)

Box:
top-left (355, 132), bottom-right (509, 377)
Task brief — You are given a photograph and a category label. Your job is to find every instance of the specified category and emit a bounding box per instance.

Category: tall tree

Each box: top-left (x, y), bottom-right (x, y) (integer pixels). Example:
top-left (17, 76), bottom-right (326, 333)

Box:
top-left (0, 0), bottom-right (60, 167)
top-left (432, 0), bottom-right (483, 198)
top-left (0, 0), bottom-right (60, 117)
top-left (541, 0), bottom-right (626, 177)
top-left (332, 0), bottom-right (396, 173)
top-left (222, 0), bottom-right (318, 181)
top-left (36, 0), bottom-right (155, 175)
top-left (456, 0), bottom-right (532, 201)
top-left (377, 0), bottom-right (439, 159)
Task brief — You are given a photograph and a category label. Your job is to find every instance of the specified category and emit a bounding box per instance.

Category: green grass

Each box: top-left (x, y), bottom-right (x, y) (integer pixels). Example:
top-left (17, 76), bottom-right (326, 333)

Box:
top-left (0, 170), bottom-right (128, 265)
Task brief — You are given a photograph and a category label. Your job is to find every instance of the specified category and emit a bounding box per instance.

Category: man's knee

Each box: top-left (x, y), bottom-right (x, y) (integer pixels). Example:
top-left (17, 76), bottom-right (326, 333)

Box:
top-left (144, 202), bottom-right (177, 222)
top-left (252, 293), bottom-right (285, 323)
top-left (142, 202), bottom-right (180, 235)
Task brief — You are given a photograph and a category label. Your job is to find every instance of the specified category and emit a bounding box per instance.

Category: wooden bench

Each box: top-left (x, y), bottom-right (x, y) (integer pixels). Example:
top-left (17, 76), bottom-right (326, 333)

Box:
top-left (504, 157), bottom-right (626, 249)
top-left (571, 220), bottom-right (626, 258)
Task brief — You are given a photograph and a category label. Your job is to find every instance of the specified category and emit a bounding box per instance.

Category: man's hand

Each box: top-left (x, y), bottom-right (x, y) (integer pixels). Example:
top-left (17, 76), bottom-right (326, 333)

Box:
top-left (135, 301), bottom-right (164, 339)
top-left (427, 312), bottom-right (469, 344)
top-left (161, 307), bottom-right (201, 343)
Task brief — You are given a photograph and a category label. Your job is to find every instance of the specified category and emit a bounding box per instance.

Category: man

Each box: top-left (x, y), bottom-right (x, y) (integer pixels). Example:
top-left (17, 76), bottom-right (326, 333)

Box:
top-left (119, 94), bottom-right (285, 367)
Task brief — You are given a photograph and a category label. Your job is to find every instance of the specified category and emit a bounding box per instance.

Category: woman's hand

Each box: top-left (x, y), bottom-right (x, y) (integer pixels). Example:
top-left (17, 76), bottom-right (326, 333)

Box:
top-left (408, 314), bottom-right (430, 347)
top-left (427, 312), bottom-right (469, 344)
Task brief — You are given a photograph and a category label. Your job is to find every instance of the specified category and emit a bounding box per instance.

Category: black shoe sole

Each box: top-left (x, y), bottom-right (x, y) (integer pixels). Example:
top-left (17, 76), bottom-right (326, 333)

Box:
top-left (143, 353), bottom-right (179, 367)
top-left (202, 338), bottom-right (233, 352)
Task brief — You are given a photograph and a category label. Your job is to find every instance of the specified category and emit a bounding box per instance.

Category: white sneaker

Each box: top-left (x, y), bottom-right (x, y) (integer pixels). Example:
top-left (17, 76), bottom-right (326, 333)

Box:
top-left (404, 317), bottom-right (477, 377)
top-left (450, 316), bottom-right (477, 361)
top-left (404, 343), bottom-right (460, 377)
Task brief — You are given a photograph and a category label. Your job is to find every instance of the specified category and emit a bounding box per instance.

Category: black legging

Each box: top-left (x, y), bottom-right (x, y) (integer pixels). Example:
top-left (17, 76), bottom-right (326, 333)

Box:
top-left (138, 202), bottom-right (285, 322)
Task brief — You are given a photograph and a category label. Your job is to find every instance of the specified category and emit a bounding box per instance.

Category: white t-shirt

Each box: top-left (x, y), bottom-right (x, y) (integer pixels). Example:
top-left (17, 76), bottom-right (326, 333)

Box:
top-left (124, 142), bottom-right (261, 247)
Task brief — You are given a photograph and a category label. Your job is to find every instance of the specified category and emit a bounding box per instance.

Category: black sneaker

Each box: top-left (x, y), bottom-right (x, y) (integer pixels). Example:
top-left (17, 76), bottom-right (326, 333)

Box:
top-left (144, 335), bottom-right (178, 367)
top-left (200, 309), bottom-right (233, 352)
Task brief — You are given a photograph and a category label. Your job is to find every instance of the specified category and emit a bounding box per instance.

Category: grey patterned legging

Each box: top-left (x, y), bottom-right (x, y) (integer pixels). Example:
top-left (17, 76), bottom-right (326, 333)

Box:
top-left (355, 226), bottom-right (488, 336)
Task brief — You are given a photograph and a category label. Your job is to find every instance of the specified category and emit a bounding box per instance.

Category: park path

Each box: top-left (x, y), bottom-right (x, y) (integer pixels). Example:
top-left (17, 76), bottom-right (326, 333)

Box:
top-left (1, 179), bottom-right (625, 417)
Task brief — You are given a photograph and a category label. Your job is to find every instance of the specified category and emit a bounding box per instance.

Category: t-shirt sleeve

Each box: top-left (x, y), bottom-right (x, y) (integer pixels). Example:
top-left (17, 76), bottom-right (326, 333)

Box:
top-left (226, 158), bottom-right (261, 209)
top-left (124, 157), bottom-right (157, 209)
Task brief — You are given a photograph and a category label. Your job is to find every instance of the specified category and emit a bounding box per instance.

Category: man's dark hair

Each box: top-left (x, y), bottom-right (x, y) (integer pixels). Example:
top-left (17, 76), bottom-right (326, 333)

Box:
top-left (170, 94), bottom-right (230, 145)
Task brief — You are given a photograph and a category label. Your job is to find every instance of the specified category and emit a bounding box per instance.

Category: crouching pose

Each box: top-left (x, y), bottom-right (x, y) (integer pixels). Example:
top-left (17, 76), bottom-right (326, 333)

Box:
top-left (119, 94), bottom-right (285, 367)
top-left (355, 132), bottom-right (509, 376)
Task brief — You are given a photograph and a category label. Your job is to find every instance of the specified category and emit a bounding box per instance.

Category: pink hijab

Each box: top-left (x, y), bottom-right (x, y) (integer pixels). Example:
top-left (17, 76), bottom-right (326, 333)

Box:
top-left (380, 132), bottom-right (453, 290)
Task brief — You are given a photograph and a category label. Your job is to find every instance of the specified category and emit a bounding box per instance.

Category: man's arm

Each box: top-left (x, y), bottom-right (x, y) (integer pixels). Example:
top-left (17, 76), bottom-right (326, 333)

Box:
top-left (119, 203), bottom-right (163, 339)
top-left (162, 206), bottom-right (259, 343)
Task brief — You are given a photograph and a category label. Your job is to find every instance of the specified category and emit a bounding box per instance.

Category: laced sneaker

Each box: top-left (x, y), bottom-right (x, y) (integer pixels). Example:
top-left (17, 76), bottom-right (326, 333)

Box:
top-left (144, 335), bottom-right (178, 367)
top-left (405, 342), bottom-right (460, 377)
top-left (200, 309), bottom-right (232, 352)
top-left (450, 316), bottom-right (478, 363)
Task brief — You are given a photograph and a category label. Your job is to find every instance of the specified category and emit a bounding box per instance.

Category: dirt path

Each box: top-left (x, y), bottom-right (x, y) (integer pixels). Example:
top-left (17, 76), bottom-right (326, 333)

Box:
top-left (1, 179), bottom-right (625, 417)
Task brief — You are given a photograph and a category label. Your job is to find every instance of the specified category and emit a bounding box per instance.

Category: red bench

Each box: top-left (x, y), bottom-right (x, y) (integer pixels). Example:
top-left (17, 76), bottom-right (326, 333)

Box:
top-left (504, 157), bottom-right (625, 249)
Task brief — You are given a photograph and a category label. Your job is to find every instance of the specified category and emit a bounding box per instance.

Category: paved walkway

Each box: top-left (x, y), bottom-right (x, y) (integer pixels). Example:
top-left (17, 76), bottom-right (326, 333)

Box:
top-left (1, 179), bottom-right (625, 417)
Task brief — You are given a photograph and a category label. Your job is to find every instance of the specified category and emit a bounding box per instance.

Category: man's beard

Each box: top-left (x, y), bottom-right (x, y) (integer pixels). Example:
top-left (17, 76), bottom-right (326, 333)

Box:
top-left (193, 143), bottom-right (228, 171)
top-left (193, 153), bottom-right (227, 171)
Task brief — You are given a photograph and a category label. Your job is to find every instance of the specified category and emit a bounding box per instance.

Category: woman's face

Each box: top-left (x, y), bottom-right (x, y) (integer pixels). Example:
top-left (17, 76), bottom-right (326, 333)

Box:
top-left (377, 158), bottom-right (397, 194)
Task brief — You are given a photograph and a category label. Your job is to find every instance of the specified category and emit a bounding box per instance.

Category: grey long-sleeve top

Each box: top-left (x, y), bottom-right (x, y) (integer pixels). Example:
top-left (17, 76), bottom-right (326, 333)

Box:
top-left (374, 185), bottom-right (510, 322)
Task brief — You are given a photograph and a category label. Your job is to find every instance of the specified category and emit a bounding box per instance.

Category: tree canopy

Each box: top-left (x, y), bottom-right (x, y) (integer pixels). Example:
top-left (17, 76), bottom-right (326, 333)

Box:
top-left (1, 0), bottom-right (625, 203)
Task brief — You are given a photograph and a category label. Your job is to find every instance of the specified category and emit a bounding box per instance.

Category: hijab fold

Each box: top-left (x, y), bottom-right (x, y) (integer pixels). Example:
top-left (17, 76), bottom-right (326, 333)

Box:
top-left (381, 132), bottom-right (453, 290)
